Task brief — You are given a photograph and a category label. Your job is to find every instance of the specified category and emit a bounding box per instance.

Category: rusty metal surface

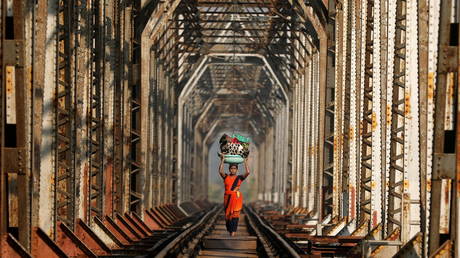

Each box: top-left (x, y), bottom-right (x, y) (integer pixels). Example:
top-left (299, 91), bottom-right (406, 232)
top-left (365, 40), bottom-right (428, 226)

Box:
top-left (429, 240), bottom-right (453, 258)
top-left (55, 0), bottom-right (77, 231)
top-left (393, 232), bottom-right (423, 257)
top-left (0, 1), bottom-right (458, 257)
top-left (429, 0), bottom-right (458, 254)
top-left (55, 222), bottom-right (97, 258)
top-left (0, 234), bottom-right (32, 258)
top-left (74, 219), bottom-right (111, 256)
top-left (31, 227), bottom-right (68, 258)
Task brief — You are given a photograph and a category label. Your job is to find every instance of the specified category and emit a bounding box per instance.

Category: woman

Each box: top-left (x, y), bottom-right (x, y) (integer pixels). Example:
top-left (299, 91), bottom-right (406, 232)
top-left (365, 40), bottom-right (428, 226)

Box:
top-left (219, 156), bottom-right (250, 236)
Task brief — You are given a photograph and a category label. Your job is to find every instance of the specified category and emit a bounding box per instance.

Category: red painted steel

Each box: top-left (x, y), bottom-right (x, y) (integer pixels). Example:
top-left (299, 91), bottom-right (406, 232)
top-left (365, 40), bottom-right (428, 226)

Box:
top-left (31, 228), bottom-right (68, 258)
top-left (92, 217), bottom-right (124, 248)
top-left (158, 206), bottom-right (176, 223)
top-left (74, 219), bottom-right (111, 255)
top-left (103, 216), bottom-right (134, 245)
top-left (151, 208), bottom-right (173, 225)
top-left (104, 163), bottom-right (114, 216)
top-left (0, 234), bottom-right (32, 258)
top-left (129, 212), bottom-right (154, 234)
top-left (122, 213), bottom-right (149, 237)
top-left (112, 215), bottom-right (142, 240)
top-left (55, 222), bottom-right (97, 258)
top-left (115, 214), bottom-right (145, 240)
top-left (146, 209), bottom-right (167, 228)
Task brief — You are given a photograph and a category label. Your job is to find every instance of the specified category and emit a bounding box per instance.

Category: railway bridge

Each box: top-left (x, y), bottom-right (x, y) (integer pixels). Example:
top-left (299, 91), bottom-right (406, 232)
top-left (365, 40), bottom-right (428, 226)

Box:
top-left (0, 0), bottom-right (459, 257)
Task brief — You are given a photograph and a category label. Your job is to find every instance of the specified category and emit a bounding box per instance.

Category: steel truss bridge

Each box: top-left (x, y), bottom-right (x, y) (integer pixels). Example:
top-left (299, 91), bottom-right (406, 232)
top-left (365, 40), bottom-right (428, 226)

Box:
top-left (0, 0), bottom-right (458, 257)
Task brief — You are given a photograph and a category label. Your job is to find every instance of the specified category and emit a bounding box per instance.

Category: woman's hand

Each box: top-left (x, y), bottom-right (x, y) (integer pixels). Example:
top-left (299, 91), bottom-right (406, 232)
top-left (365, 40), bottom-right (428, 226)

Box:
top-left (243, 157), bottom-right (250, 178)
top-left (218, 154), bottom-right (225, 178)
top-left (220, 154), bottom-right (225, 163)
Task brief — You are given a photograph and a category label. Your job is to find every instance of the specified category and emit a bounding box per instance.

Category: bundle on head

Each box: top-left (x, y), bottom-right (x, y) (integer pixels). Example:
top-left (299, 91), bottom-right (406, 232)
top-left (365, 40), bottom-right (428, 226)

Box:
top-left (219, 133), bottom-right (250, 158)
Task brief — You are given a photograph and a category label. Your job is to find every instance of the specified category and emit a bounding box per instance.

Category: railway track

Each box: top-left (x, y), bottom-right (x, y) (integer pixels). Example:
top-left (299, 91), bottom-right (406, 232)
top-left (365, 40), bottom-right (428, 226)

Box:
top-left (118, 205), bottom-right (302, 258)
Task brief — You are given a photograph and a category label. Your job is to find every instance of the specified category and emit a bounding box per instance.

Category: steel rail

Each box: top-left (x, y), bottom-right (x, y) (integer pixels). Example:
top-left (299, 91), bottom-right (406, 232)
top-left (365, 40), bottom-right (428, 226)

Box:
top-left (245, 206), bottom-right (302, 258)
top-left (154, 205), bottom-right (220, 257)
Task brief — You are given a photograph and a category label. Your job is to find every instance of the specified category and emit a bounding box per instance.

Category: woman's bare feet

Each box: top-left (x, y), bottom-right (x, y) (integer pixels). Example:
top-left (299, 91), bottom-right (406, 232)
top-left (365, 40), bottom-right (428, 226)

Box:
top-left (230, 232), bottom-right (235, 237)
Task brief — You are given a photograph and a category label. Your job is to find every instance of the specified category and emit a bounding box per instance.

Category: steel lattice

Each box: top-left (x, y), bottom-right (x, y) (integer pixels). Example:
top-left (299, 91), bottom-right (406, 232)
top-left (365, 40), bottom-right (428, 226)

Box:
top-left (88, 0), bottom-right (104, 219)
top-left (55, 0), bottom-right (76, 229)
top-left (387, 0), bottom-right (407, 235)
top-left (359, 0), bottom-right (374, 225)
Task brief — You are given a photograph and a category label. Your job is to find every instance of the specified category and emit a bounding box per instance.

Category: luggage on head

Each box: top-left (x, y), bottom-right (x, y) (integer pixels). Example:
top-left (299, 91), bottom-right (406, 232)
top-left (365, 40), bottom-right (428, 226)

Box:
top-left (218, 133), bottom-right (250, 164)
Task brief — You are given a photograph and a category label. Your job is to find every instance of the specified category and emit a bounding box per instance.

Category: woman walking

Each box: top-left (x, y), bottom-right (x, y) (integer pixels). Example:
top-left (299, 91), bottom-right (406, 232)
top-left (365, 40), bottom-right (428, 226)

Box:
top-left (218, 156), bottom-right (250, 236)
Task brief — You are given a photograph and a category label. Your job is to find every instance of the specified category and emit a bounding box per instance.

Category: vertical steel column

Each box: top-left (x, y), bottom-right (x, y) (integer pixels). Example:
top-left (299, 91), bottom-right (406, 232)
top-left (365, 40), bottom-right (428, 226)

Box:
top-left (341, 0), bottom-right (352, 220)
top-left (332, 0), bottom-right (344, 220)
top-left (276, 114), bottom-right (282, 203)
top-left (288, 95), bottom-right (293, 206)
top-left (74, 0), bottom-right (90, 223)
top-left (358, 0), bottom-right (373, 227)
top-left (150, 54), bottom-right (159, 207)
top-left (38, 0), bottom-right (58, 235)
top-left (1, 0), bottom-right (29, 246)
top-left (402, 0), bottom-right (421, 242)
top-left (55, 0), bottom-right (76, 229)
top-left (418, 0), bottom-right (439, 253)
top-left (31, 0), bottom-right (48, 237)
top-left (292, 79), bottom-right (296, 206)
top-left (121, 3), bottom-right (133, 214)
top-left (387, 0), bottom-right (407, 237)
top-left (145, 50), bottom-right (157, 209)
top-left (113, 1), bottom-right (129, 215)
top-left (384, 0), bottom-right (397, 237)
top-left (23, 0), bottom-right (35, 248)
top-left (88, 0), bottom-right (104, 220)
top-left (304, 53), bottom-right (311, 209)
top-left (348, 0), bottom-right (360, 224)
top-left (302, 46), bottom-right (309, 209)
top-left (385, 0), bottom-right (424, 242)
top-left (170, 75), bottom-right (177, 203)
top-left (102, 0), bottom-right (116, 217)
top-left (156, 60), bottom-right (164, 204)
top-left (429, 0), bottom-right (456, 253)
top-left (426, 0), bottom-right (441, 252)
top-left (371, 0), bottom-right (383, 230)
top-left (129, 24), bottom-right (143, 213)
top-left (266, 129), bottom-right (274, 202)
top-left (310, 51), bottom-right (320, 214)
top-left (453, 3), bottom-right (459, 257)
top-left (306, 51), bottom-right (313, 210)
top-left (322, 0), bottom-right (336, 219)
top-left (293, 71), bottom-right (300, 207)
top-left (0, 0), bottom-right (4, 237)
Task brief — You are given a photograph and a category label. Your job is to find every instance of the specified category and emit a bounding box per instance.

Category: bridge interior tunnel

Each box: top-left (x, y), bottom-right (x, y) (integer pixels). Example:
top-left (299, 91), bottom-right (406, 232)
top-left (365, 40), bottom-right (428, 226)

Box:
top-left (140, 1), bottom-right (321, 207)
top-left (1, 0), bottom-right (459, 257)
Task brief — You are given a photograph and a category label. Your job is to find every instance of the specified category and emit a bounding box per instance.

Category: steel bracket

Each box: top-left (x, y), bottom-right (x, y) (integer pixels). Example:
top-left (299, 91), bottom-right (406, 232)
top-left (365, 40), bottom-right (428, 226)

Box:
top-left (3, 40), bottom-right (24, 67)
top-left (2, 147), bottom-right (26, 175)
top-left (433, 153), bottom-right (456, 179)
top-left (439, 46), bottom-right (458, 71)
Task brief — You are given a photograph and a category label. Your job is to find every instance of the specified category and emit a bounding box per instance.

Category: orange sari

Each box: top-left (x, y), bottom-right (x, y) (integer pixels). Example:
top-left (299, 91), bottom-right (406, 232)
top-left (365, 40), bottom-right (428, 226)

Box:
top-left (223, 175), bottom-right (246, 226)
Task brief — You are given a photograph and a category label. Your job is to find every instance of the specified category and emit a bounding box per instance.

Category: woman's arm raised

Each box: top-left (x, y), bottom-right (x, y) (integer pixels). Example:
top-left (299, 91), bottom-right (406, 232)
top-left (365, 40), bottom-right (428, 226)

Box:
top-left (219, 155), bottom-right (226, 179)
top-left (243, 158), bottom-right (250, 178)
